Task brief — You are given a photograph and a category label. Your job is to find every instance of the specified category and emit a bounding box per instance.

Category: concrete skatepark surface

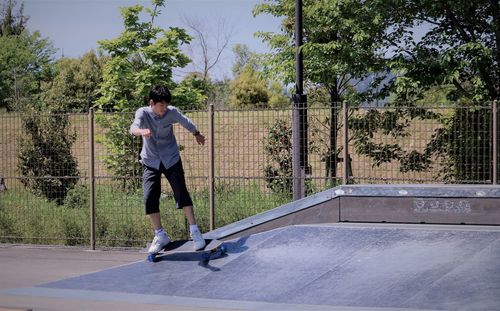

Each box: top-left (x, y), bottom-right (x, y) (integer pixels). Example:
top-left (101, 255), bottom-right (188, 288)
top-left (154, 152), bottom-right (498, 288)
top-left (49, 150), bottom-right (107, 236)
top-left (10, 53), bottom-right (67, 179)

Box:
top-left (2, 223), bottom-right (500, 310)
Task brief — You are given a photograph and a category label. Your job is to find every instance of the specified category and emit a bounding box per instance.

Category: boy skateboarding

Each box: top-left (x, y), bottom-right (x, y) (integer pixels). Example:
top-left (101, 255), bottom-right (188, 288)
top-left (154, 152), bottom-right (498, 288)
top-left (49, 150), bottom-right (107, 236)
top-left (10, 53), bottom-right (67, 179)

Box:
top-left (130, 85), bottom-right (206, 254)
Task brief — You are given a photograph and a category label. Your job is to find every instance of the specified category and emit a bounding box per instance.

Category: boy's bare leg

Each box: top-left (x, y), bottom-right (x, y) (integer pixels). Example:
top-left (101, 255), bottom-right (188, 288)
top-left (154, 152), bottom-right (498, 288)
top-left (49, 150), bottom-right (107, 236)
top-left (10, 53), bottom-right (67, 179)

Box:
top-left (148, 212), bottom-right (162, 230)
top-left (182, 205), bottom-right (196, 225)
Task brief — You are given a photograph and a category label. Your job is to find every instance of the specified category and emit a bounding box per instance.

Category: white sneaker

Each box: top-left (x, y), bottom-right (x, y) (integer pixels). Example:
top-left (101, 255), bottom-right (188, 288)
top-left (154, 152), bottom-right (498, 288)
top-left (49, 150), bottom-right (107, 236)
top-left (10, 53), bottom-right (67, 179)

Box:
top-left (148, 232), bottom-right (170, 254)
top-left (190, 229), bottom-right (206, 250)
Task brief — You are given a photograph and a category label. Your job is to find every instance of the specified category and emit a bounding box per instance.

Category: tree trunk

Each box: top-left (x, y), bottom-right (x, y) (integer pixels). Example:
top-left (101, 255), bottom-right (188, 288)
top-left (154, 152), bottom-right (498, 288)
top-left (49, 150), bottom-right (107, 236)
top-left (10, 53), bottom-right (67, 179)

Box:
top-left (326, 82), bottom-right (341, 185)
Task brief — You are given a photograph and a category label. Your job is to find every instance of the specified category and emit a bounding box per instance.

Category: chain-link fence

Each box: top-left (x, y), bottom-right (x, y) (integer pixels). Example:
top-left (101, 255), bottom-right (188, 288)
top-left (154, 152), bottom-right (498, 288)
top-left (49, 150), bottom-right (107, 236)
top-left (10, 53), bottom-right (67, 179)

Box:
top-left (1, 101), bottom-right (498, 247)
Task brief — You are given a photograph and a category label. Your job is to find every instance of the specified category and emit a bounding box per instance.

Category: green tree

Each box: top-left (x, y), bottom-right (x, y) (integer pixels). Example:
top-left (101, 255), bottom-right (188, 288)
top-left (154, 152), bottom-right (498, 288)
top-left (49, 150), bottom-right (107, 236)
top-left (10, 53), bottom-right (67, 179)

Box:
top-left (0, 32), bottom-right (54, 111)
top-left (232, 44), bottom-right (260, 77)
top-left (0, 0), bottom-right (55, 111)
top-left (230, 65), bottom-right (269, 107)
top-left (350, 0), bottom-right (500, 182)
top-left (254, 0), bottom-right (387, 183)
top-left (171, 72), bottom-right (208, 110)
top-left (268, 80), bottom-right (289, 108)
top-left (384, 0), bottom-right (499, 102)
top-left (0, 0), bottom-right (27, 36)
top-left (41, 51), bottom-right (105, 112)
top-left (256, 0), bottom-right (500, 183)
top-left (95, 0), bottom-right (200, 191)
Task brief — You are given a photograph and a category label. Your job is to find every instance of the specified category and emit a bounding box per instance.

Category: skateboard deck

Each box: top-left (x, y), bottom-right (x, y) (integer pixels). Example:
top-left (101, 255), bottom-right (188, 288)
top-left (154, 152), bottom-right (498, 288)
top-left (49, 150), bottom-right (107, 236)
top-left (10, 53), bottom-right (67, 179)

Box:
top-left (145, 239), bottom-right (226, 262)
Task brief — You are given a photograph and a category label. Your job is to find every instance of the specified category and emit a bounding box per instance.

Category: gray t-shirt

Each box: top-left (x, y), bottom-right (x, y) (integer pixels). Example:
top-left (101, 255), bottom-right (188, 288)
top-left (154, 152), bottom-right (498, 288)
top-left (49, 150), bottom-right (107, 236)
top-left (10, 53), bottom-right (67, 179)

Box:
top-left (130, 106), bottom-right (198, 169)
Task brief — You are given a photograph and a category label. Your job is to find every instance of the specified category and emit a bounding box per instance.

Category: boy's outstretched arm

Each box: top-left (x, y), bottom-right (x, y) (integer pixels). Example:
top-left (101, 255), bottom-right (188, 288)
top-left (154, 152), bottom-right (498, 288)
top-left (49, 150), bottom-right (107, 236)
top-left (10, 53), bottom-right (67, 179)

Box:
top-left (131, 127), bottom-right (152, 138)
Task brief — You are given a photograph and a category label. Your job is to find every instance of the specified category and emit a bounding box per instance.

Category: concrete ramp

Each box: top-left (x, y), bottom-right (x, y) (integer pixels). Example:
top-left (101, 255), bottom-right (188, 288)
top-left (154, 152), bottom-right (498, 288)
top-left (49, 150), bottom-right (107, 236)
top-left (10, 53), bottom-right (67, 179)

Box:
top-left (13, 223), bottom-right (500, 310)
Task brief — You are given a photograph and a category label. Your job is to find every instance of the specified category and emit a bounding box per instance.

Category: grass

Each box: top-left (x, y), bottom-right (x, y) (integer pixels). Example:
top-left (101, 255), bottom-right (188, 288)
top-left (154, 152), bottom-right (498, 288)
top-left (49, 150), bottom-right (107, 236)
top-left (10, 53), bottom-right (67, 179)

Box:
top-left (0, 182), bottom-right (290, 247)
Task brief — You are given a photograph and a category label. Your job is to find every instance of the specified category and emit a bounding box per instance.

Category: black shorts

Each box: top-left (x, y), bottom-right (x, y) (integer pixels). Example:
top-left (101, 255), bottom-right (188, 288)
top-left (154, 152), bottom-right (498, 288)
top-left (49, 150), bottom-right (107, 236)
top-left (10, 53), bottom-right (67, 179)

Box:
top-left (143, 159), bottom-right (193, 214)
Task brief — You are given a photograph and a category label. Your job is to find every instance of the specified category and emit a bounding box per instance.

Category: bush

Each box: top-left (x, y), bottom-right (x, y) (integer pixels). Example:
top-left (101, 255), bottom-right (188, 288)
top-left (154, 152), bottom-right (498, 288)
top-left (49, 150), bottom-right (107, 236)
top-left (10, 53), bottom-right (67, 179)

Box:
top-left (61, 215), bottom-right (88, 246)
top-left (64, 185), bottom-right (89, 209)
top-left (0, 198), bottom-right (15, 238)
top-left (263, 119), bottom-right (317, 196)
top-left (263, 119), bottom-right (293, 196)
top-left (17, 113), bottom-right (79, 205)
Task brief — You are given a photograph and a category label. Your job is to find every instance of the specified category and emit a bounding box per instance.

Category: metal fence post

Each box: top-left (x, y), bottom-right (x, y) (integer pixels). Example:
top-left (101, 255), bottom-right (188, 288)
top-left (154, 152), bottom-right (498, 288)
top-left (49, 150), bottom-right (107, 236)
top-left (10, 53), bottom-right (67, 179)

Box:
top-left (88, 108), bottom-right (96, 250)
top-left (208, 103), bottom-right (215, 230)
top-left (342, 101), bottom-right (349, 185)
top-left (494, 100), bottom-right (498, 185)
top-left (292, 102), bottom-right (305, 200)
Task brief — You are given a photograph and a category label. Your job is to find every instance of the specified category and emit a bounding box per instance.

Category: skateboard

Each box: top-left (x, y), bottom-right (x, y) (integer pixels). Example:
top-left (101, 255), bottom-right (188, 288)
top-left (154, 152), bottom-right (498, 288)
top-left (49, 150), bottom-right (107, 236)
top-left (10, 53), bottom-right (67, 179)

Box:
top-left (145, 239), bottom-right (227, 263)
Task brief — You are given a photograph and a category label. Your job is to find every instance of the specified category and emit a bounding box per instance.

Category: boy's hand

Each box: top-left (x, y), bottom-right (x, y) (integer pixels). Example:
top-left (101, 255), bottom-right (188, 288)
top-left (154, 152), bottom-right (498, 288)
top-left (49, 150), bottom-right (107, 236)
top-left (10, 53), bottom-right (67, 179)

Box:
top-left (141, 128), bottom-right (152, 138)
top-left (195, 133), bottom-right (205, 145)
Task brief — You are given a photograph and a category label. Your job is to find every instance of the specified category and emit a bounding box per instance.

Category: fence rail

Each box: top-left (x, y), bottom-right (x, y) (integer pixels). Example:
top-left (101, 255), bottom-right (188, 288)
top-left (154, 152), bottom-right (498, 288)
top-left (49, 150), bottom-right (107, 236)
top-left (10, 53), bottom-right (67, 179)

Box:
top-left (0, 101), bottom-right (498, 248)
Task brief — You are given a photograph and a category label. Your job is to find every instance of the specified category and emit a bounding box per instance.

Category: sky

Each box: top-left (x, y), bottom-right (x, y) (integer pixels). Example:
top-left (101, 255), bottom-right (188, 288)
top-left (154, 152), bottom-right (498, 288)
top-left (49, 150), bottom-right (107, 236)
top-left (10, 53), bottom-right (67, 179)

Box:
top-left (22, 0), bottom-right (282, 80)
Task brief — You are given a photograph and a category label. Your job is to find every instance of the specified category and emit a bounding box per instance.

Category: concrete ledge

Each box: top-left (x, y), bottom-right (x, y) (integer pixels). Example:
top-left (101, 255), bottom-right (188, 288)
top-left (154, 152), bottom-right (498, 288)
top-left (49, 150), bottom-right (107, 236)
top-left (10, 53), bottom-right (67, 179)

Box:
top-left (206, 184), bottom-right (500, 240)
top-left (340, 197), bottom-right (500, 224)
top-left (339, 185), bottom-right (500, 225)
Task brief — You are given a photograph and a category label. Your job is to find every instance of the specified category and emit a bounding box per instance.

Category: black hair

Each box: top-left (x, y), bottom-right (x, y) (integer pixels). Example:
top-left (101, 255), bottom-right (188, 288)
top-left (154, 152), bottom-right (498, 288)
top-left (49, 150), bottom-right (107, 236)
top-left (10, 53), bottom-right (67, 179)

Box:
top-left (149, 85), bottom-right (172, 104)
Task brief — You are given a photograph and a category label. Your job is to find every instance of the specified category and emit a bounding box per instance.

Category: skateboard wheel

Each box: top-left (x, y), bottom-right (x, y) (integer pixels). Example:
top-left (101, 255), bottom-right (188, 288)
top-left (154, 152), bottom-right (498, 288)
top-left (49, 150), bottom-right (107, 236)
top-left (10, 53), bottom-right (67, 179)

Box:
top-left (220, 245), bottom-right (227, 254)
top-left (147, 254), bottom-right (156, 262)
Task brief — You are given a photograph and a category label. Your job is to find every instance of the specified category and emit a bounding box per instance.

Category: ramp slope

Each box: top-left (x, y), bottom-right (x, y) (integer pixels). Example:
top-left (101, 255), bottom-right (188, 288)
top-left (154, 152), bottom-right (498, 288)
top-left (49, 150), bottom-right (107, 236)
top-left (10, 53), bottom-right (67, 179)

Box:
top-left (37, 224), bottom-right (500, 310)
